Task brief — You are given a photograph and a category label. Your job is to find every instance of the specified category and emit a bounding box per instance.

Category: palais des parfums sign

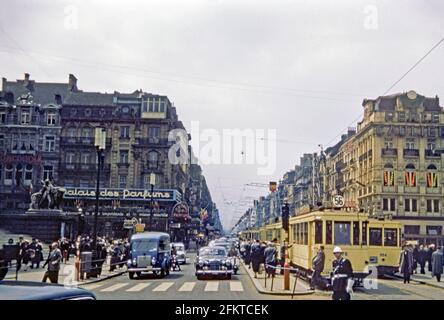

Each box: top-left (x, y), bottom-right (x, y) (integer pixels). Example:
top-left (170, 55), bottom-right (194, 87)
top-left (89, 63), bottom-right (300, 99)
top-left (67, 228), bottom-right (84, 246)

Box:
top-left (64, 187), bottom-right (180, 202)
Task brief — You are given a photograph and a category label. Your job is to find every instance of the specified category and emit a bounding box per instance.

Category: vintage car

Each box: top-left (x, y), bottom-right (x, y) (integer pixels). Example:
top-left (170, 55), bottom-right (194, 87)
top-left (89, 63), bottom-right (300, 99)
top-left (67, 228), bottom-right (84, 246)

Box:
top-left (172, 242), bottom-right (187, 264)
top-left (195, 246), bottom-right (234, 280)
top-left (0, 281), bottom-right (96, 300)
top-left (127, 232), bottom-right (171, 279)
top-left (209, 241), bottom-right (239, 274)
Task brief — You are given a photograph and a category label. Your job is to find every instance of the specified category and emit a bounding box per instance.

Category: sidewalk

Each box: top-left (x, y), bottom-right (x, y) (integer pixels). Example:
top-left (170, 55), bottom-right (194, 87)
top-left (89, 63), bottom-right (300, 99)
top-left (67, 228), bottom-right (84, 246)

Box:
top-left (3, 257), bottom-right (127, 286)
top-left (241, 260), bottom-right (314, 296)
top-left (394, 269), bottom-right (444, 290)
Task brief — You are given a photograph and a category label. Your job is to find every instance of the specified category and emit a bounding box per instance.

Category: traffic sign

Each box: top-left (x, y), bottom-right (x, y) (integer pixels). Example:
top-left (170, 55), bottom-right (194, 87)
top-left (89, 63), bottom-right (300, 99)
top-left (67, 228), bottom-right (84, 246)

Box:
top-left (333, 195), bottom-right (345, 208)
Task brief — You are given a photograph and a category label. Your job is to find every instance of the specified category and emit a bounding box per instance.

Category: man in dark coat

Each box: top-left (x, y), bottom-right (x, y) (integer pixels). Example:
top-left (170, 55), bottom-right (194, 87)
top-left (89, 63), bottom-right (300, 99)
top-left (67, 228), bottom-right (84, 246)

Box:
top-left (431, 247), bottom-right (443, 282)
top-left (42, 242), bottom-right (62, 284)
top-left (399, 245), bottom-right (414, 284)
top-left (264, 242), bottom-right (277, 278)
top-left (427, 245), bottom-right (436, 273)
top-left (412, 245), bottom-right (419, 274)
top-left (310, 246), bottom-right (325, 290)
top-left (331, 247), bottom-right (353, 300)
top-left (418, 245), bottom-right (427, 274)
top-left (250, 240), bottom-right (263, 278)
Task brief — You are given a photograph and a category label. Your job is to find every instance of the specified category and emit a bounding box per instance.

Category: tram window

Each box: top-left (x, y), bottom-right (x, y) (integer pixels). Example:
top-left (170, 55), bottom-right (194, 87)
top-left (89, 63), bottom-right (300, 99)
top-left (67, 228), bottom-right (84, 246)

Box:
top-left (384, 228), bottom-right (398, 247)
top-left (334, 222), bottom-right (351, 245)
top-left (369, 228), bottom-right (382, 246)
top-left (326, 221), bottom-right (332, 244)
top-left (302, 223), bottom-right (308, 245)
top-left (315, 221), bottom-right (323, 244)
top-left (353, 222), bottom-right (360, 245)
top-left (362, 222), bottom-right (368, 245)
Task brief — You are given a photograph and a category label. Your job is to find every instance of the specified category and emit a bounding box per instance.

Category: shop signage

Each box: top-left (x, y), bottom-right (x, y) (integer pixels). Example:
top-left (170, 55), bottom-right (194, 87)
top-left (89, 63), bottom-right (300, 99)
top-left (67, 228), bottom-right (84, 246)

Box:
top-left (172, 202), bottom-right (190, 221)
top-left (0, 154), bottom-right (42, 165)
top-left (64, 187), bottom-right (180, 202)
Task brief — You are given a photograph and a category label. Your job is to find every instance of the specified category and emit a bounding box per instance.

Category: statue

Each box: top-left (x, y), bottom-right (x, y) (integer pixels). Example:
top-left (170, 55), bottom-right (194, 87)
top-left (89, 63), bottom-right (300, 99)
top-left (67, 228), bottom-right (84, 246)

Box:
top-left (30, 179), bottom-right (66, 210)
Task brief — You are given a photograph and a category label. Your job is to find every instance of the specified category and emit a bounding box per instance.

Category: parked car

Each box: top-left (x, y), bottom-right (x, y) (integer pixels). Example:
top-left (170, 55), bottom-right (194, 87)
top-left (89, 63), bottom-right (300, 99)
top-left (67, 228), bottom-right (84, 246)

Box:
top-left (0, 281), bottom-right (96, 300)
top-left (172, 242), bottom-right (187, 264)
top-left (195, 246), bottom-right (234, 280)
top-left (127, 232), bottom-right (171, 279)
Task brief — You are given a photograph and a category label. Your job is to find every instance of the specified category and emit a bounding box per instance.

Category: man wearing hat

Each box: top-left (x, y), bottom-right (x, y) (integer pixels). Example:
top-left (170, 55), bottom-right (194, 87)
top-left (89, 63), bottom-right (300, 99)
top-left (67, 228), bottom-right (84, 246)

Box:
top-left (331, 246), bottom-right (353, 300)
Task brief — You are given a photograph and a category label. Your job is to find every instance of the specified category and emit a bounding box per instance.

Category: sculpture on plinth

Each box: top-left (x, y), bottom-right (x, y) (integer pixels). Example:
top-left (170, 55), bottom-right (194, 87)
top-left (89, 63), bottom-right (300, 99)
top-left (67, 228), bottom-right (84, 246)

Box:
top-left (30, 179), bottom-right (66, 210)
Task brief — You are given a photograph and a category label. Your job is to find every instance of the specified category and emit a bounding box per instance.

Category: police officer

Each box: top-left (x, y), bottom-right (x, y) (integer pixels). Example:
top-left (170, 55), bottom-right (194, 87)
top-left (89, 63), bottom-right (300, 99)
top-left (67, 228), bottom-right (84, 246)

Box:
top-left (331, 246), bottom-right (353, 300)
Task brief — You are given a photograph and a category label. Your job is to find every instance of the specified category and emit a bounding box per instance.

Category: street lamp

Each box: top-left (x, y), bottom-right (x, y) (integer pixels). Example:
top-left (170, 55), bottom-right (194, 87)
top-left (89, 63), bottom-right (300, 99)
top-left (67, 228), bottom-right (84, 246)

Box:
top-left (149, 173), bottom-right (156, 231)
top-left (92, 127), bottom-right (106, 254)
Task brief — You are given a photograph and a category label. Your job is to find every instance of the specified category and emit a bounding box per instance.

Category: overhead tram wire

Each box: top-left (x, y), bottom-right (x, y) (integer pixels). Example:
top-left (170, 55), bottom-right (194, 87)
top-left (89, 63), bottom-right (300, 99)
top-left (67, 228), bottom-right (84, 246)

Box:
top-left (323, 37), bottom-right (444, 149)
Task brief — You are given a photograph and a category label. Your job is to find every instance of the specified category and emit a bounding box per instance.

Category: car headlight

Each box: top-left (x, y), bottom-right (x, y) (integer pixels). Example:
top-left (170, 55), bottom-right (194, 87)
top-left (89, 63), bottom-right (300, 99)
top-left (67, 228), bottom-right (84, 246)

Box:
top-left (127, 259), bottom-right (132, 265)
top-left (132, 258), bottom-right (137, 265)
top-left (151, 256), bottom-right (157, 265)
top-left (225, 260), bottom-right (232, 267)
top-left (198, 260), bottom-right (204, 267)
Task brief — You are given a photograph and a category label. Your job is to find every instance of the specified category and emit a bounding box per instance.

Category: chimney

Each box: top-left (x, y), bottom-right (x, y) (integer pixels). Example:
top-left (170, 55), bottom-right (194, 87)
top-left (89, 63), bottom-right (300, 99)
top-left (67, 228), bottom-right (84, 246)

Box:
top-left (68, 74), bottom-right (77, 91)
top-left (24, 73), bottom-right (30, 82)
top-left (2, 77), bottom-right (6, 91)
top-left (23, 73), bottom-right (33, 90)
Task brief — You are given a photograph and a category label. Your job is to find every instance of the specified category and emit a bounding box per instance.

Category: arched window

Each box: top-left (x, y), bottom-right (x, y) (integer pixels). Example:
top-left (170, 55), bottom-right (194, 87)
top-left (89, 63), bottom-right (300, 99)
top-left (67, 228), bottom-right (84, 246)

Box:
top-left (383, 163), bottom-right (394, 186)
top-left (67, 127), bottom-right (77, 138)
top-left (405, 164), bottom-right (416, 187)
top-left (426, 164), bottom-right (438, 188)
top-left (148, 151), bottom-right (159, 169)
top-left (24, 164), bottom-right (33, 185)
top-left (82, 127), bottom-right (93, 138)
top-left (15, 164), bottom-right (23, 186)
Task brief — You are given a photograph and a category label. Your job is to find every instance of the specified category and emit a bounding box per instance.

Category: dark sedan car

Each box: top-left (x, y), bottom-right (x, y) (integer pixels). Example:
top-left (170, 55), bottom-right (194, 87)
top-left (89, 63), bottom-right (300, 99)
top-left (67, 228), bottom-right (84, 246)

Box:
top-left (195, 246), bottom-right (233, 280)
top-left (0, 281), bottom-right (96, 300)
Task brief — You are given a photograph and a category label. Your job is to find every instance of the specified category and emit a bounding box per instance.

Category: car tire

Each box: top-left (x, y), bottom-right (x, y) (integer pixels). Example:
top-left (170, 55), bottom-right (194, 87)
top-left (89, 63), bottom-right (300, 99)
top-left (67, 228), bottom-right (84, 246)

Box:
top-left (136, 272), bottom-right (142, 278)
top-left (227, 274), bottom-right (232, 280)
top-left (161, 269), bottom-right (165, 277)
top-left (129, 272), bottom-right (135, 279)
top-left (166, 268), bottom-right (170, 276)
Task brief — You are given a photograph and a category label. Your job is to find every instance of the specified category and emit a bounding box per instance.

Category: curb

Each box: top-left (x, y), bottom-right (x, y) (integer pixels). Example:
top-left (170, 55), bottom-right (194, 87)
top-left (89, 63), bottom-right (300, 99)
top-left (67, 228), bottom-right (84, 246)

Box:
top-left (240, 261), bottom-right (314, 296)
top-left (392, 273), bottom-right (444, 290)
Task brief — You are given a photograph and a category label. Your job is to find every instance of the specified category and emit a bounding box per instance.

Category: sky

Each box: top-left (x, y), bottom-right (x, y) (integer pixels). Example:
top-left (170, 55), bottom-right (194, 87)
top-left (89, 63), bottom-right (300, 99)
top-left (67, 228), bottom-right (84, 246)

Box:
top-left (0, 0), bottom-right (443, 231)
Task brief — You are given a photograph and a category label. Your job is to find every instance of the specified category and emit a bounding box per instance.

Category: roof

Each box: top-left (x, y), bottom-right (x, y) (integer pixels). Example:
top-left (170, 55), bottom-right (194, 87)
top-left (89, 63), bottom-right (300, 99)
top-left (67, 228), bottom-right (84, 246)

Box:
top-left (130, 232), bottom-right (170, 241)
top-left (63, 91), bottom-right (114, 106)
top-left (2, 81), bottom-right (71, 105)
top-left (0, 281), bottom-right (96, 300)
top-left (363, 91), bottom-right (441, 112)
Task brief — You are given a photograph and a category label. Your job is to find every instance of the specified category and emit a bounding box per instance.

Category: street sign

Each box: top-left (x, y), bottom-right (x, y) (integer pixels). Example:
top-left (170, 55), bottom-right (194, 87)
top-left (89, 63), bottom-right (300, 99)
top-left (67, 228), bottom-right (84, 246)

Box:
top-left (333, 195), bottom-right (345, 208)
top-left (123, 218), bottom-right (138, 229)
top-left (172, 202), bottom-right (191, 221)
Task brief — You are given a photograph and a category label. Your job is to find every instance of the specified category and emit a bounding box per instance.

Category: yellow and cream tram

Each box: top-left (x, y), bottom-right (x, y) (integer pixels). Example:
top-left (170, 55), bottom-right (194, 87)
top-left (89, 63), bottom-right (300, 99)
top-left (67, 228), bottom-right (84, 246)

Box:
top-left (253, 209), bottom-right (402, 281)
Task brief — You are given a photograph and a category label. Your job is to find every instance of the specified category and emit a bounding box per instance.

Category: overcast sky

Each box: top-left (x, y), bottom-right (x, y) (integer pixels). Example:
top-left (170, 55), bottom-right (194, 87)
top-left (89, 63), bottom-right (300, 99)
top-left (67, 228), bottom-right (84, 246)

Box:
top-left (1, 0), bottom-right (443, 231)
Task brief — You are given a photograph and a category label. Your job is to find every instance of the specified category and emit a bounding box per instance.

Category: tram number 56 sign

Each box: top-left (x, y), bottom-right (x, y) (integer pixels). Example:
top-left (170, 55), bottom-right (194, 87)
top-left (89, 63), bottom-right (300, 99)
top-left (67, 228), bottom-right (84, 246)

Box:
top-left (333, 195), bottom-right (345, 208)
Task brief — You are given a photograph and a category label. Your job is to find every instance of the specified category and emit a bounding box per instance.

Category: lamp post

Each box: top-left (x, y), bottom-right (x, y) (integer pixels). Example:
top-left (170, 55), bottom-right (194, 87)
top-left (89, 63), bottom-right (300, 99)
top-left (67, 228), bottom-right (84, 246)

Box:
top-left (92, 128), bottom-right (106, 255)
top-left (149, 173), bottom-right (156, 231)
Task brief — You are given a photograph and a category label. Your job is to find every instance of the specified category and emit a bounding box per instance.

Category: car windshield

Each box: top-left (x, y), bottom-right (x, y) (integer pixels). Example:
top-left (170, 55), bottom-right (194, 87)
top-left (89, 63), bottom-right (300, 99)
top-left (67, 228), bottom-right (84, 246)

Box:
top-left (199, 248), bottom-right (226, 257)
top-left (174, 245), bottom-right (184, 251)
top-left (131, 239), bottom-right (158, 252)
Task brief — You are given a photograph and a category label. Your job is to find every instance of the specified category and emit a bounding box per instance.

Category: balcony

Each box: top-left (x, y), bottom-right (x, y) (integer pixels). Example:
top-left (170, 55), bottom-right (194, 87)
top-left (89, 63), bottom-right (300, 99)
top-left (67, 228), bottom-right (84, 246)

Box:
top-left (403, 149), bottom-right (419, 157)
top-left (425, 149), bottom-right (442, 158)
top-left (381, 148), bottom-right (398, 157)
top-left (134, 137), bottom-right (172, 148)
top-left (59, 163), bottom-right (111, 172)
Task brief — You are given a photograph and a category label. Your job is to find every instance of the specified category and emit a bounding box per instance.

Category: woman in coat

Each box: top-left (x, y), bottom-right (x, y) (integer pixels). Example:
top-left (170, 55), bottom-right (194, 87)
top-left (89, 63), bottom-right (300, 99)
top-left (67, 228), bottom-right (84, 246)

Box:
top-left (399, 245), bottom-right (414, 284)
top-left (250, 240), bottom-right (263, 278)
top-left (431, 247), bottom-right (443, 282)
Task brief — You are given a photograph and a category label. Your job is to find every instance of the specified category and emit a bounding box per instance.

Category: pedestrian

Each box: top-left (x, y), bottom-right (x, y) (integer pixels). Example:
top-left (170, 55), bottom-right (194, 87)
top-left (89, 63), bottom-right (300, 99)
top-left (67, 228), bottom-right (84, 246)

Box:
top-left (431, 246), bottom-right (443, 282)
top-left (60, 238), bottom-right (70, 263)
top-left (244, 240), bottom-right (252, 268)
top-left (331, 247), bottom-right (353, 300)
top-left (264, 242), bottom-right (277, 278)
top-left (412, 245), bottom-right (419, 274)
top-left (427, 244), bottom-right (436, 273)
top-left (399, 245), bottom-right (414, 284)
top-left (418, 245), bottom-right (427, 274)
top-left (42, 242), bottom-right (62, 284)
top-left (250, 240), bottom-right (262, 278)
top-left (310, 246), bottom-right (325, 290)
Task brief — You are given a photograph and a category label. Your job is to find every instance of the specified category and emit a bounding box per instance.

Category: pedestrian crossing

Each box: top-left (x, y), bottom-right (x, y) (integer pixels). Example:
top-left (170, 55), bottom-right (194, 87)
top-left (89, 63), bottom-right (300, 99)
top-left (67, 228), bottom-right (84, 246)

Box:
top-left (84, 280), bottom-right (244, 294)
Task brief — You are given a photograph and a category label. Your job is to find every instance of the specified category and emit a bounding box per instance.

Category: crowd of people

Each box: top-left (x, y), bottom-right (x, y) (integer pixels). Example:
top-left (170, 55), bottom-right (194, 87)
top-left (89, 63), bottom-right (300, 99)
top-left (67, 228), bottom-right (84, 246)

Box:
top-left (239, 239), bottom-right (279, 279)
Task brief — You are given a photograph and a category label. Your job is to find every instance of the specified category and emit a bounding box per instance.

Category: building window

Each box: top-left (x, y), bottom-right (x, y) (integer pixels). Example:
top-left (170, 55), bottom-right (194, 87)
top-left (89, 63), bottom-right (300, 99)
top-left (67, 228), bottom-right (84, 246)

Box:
top-left (81, 153), bottom-right (91, 164)
top-left (404, 164), bottom-right (416, 187)
top-left (43, 165), bottom-right (53, 181)
top-left (427, 140), bottom-right (436, 151)
top-left (44, 136), bottom-right (55, 152)
top-left (15, 164), bottom-right (23, 186)
top-left (120, 150), bottom-right (129, 164)
top-left (47, 112), bottom-right (56, 125)
top-left (82, 127), bottom-right (93, 138)
top-left (120, 126), bottom-right (130, 139)
top-left (426, 226), bottom-right (442, 236)
top-left (5, 164), bottom-right (13, 185)
top-left (0, 112), bottom-right (6, 124)
top-left (79, 180), bottom-right (90, 188)
top-left (21, 110), bottom-right (31, 125)
top-left (382, 198), bottom-right (396, 211)
top-left (426, 199), bottom-right (440, 213)
top-left (66, 152), bottom-right (75, 164)
top-left (384, 139), bottom-right (393, 149)
top-left (148, 127), bottom-right (160, 138)
top-left (404, 225), bottom-right (420, 235)
top-left (68, 127), bottom-right (77, 138)
top-left (119, 175), bottom-right (127, 188)
top-left (0, 134), bottom-right (4, 150)
top-left (383, 163), bottom-right (394, 186)
top-left (148, 151), bottom-right (159, 169)
top-left (0, 164), bottom-right (2, 182)
top-left (405, 140), bottom-right (415, 150)
top-left (24, 165), bottom-right (33, 185)
top-left (426, 164), bottom-right (438, 188)
top-left (404, 198), bottom-right (418, 212)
